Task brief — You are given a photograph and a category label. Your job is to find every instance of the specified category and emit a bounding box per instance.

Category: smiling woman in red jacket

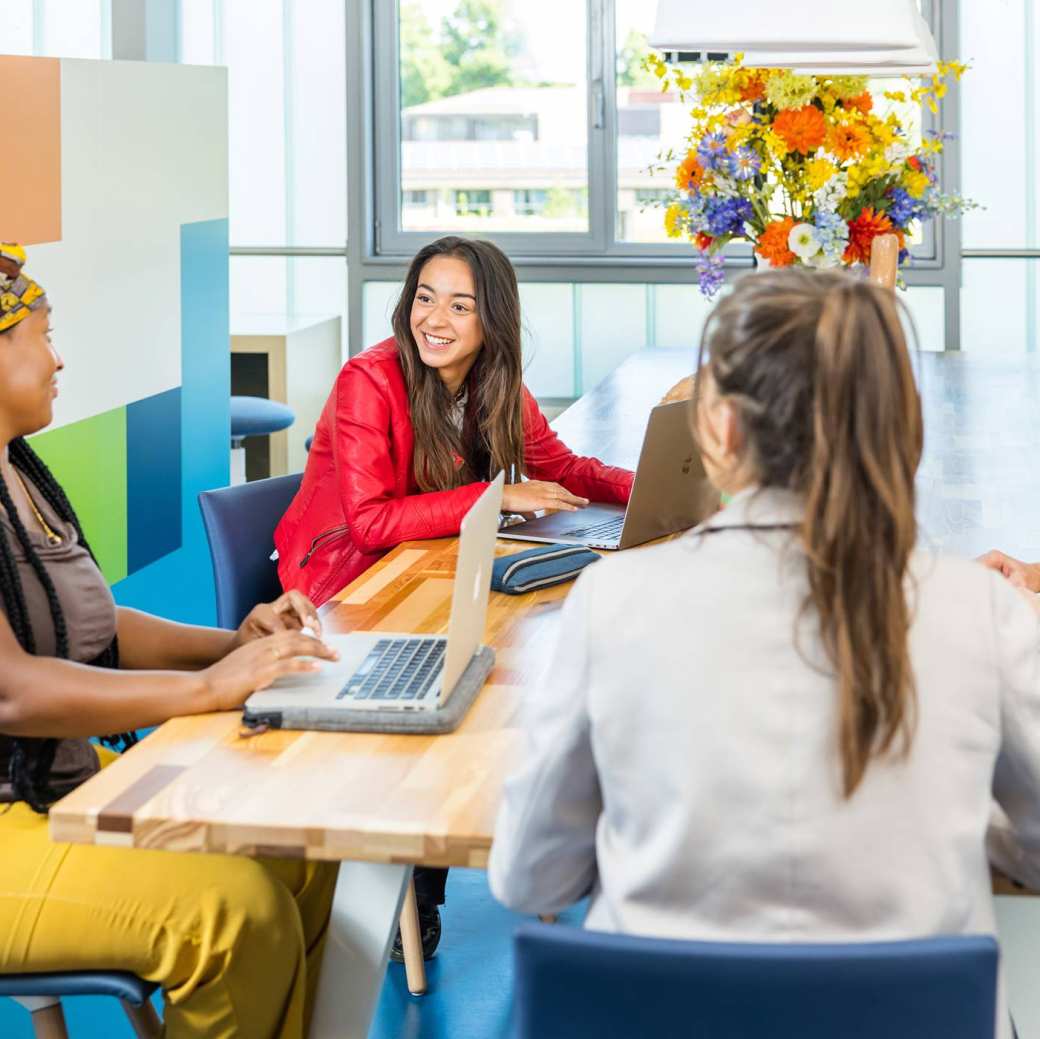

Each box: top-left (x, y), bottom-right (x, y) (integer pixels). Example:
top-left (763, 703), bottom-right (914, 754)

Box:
top-left (275, 236), bottom-right (634, 609)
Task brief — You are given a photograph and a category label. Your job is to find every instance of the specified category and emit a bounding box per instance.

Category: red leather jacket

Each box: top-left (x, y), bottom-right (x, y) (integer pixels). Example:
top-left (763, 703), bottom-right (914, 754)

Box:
top-left (275, 339), bottom-right (634, 606)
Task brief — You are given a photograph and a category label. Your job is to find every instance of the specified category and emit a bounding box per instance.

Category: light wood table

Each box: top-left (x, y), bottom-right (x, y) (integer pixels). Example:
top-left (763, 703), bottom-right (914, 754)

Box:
top-left (49, 349), bottom-right (696, 1038)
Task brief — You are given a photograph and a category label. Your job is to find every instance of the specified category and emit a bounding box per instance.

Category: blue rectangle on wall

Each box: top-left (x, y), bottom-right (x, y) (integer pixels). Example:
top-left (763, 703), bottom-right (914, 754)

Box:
top-left (126, 387), bottom-right (182, 574)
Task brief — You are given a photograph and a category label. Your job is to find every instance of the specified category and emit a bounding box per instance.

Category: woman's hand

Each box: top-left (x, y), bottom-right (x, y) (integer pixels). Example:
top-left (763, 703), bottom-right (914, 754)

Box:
top-left (232, 590), bottom-right (323, 650)
top-left (978, 550), bottom-right (1040, 593)
top-left (660, 374), bottom-right (696, 405)
top-left (502, 481), bottom-right (589, 515)
top-left (201, 629), bottom-right (340, 712)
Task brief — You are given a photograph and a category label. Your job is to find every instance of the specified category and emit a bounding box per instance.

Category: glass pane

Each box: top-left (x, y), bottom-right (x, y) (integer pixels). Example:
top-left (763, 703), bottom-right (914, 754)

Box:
top-left (960, 0), bottom-right (1037, 249)
top-left (961, 259), bottom-right (1040, 353)
top-left (363, 282), bottom-right (403, 347)
top-left (615, 0), bottom-right (686, 243)
top-left (0, 1), bottom-right (34, 55)
top-left (579, 284), bottom-right (647, 392)
top-left (398, 0), bottom-right (588, 233)
top-left (39, 0), bottom-right (106, 58)
top-left (179, 0), bottom-right (216, 65)
top-left (520, 283), bottom-right (575, 398)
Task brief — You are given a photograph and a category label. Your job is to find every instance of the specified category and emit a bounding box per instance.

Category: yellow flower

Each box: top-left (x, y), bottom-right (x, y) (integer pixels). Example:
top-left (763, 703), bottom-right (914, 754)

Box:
top-left (762, 129), bottom-right (790, 159)
top-left (829, 74), bottom-right (869, 99)
top-left (765, 69), bottom-right (817, 110)
top-left (903, 169), bottom-right (930, 198)
top-left (805, 157), bottom-right (837, 191)
top-left (664, 203), bottom-right (685, 239)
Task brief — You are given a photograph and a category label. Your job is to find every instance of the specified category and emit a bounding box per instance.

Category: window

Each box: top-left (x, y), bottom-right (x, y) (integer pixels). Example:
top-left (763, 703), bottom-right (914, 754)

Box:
top-left (381, 0), bottom-right (591, 247)
top-left (0, 0), bottom-right (110, 58)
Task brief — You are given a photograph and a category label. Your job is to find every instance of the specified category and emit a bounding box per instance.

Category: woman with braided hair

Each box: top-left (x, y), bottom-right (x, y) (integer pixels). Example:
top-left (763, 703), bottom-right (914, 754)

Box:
top-left (0, 244), bottom-right (341, 1038)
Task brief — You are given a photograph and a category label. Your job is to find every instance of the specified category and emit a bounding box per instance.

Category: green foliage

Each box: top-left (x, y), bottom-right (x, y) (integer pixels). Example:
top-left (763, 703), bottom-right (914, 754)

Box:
top-left (616, 29), bottom-right (657, 89)
top-left (400, 0), bottom-right (524, 107)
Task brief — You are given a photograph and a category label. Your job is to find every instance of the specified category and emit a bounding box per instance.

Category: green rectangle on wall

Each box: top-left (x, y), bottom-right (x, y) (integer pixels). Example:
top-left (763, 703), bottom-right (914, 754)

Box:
top-left (30, 407), bottom-right (128, 583)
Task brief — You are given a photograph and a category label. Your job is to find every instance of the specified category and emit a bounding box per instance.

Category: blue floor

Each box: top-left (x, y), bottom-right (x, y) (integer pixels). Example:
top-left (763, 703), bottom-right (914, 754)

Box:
top-left (0, 869), bottom-right (585, 1039)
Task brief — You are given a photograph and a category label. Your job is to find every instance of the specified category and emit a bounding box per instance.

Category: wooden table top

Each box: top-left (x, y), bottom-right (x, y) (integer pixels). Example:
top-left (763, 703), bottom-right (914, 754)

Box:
top-left (49, 349), bottom-right (696, 867)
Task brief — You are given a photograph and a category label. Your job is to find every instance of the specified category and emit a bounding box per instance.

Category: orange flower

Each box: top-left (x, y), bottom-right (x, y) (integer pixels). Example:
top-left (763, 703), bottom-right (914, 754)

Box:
top-left (740, 73), bottom-right (766, 103)
top-left (675, 153), bottom-right (705, 192)
top-left (844, 91), bottom-right (873, 115)
top-left (695, 232), bottom-right (714, 251)
top-left (756, 217), bottom-right (797, 267)
top-left (772, 105), bottom-right (827, 154)
top-left (843, 208), bottom-right (905, 265)
top-left (828, 122), bottom-right (872, 162)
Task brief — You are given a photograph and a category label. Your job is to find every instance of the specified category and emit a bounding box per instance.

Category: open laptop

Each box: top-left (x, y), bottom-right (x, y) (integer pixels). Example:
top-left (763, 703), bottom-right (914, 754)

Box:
top-left (498, 400), bottom-right (719, 551)
top-left (242, 472), bottom-right (504, 733)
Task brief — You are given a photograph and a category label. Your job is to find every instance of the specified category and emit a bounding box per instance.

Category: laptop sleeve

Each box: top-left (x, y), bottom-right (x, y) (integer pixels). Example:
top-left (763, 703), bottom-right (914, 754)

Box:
top-left (491, 544), bottom-right (601, 595)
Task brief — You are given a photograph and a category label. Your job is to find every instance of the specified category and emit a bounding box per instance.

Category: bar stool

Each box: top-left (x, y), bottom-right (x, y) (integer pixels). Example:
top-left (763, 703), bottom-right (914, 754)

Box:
top-left (229, 396), bottom-right (295, 485)
top-left (1, 971), bottom-right (161, 1038)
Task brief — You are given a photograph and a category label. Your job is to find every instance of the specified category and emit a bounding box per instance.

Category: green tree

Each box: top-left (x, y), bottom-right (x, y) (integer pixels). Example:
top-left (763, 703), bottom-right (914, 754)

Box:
top-left (616, 29), bottom-right (658, 89)
top-left (400, 2), bottom-right (452, 108)
top-left (441, 0), bottom-right (521, 96)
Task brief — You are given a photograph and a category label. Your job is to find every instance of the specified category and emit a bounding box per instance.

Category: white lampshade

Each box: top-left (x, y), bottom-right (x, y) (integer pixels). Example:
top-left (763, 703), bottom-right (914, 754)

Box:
top-left (650, 0), bottom-right (939, 77)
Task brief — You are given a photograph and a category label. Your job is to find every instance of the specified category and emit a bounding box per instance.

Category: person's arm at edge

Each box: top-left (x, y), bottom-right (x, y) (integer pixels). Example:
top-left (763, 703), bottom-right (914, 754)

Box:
top-left (488, 569), bottom-right (602, 915)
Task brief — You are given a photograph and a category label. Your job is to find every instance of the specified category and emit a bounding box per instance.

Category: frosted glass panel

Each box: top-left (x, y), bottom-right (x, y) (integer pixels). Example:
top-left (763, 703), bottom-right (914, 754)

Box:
top-left (901, 286), bottom-right (945, 353)
top-left (289, 0), bottom-right (346, 247)
top-left (1, 1), bottom-right (34, 54)
top-left (363, 282), bottom-right (403, 348)
top-left (224, 0), bottom-right (286, 246)
top-left (519, 284), bottom-right (574, 398)
top-left (289, 257), bottom-right (348, 363)
top-left (653, 284), bottom-right (714, 352)
top-left (961, 259), bottom-right (1038, 353)
top-left (580, 284), bottom-right (647, 393)
top-left (40, 0), bottom-right (106, 58)
top-left (960, 0), bottom-right (1037, 249)
top-left (179, 0), bottom-right (216, 64)
top-left (230, 256), bottom-right (288, 318)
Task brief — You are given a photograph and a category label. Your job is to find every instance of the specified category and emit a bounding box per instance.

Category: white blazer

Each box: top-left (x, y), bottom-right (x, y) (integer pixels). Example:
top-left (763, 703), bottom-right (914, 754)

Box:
top-left (489, 487), bottom-right (1040, 1038)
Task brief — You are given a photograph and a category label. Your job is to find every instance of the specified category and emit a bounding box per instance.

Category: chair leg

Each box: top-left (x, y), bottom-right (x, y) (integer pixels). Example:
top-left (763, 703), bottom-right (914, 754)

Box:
top-left (29, 1003), bottom-right (69, 1039)
top-left (398, 878), bottom-right (428, 996)
top-left (121, 997), bottom-right (163, 1039)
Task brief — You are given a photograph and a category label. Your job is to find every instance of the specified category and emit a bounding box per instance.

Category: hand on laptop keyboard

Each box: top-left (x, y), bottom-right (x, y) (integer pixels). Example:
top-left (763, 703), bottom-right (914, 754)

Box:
top-left (501, 481), bottom-right (589, 515)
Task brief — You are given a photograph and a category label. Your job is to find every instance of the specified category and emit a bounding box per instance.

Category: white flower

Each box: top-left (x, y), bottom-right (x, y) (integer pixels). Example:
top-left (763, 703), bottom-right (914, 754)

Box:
top-left (788, 223), bottom-right (822, 260)
top-left (813, 171), bottom-right (848, 212)
top-left (805, 250), bottom-right (840, 269)
top-left (885, 141), bottom-right (910, 166)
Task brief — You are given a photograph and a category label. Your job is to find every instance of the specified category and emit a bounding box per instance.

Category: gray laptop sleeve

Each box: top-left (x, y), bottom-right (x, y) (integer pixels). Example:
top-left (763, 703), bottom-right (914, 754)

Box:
top-left (242, 645), bottom-right (496, 735)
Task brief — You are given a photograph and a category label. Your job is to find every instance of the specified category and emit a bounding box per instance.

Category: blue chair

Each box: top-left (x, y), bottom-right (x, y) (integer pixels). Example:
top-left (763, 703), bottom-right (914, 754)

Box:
top-left (305, 433), bottom-right (313, 452)
top-left (198, 472), bottom-right (303, 628)
top-left (513, 924), bottom-right (999, 1039)
top-left (1, 971), bottom-right (160, 1037)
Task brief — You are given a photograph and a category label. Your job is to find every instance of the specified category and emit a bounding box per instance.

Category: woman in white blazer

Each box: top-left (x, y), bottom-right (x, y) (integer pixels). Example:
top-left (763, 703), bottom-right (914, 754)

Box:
top-left (488, 268), bottom-right (1040, 1038)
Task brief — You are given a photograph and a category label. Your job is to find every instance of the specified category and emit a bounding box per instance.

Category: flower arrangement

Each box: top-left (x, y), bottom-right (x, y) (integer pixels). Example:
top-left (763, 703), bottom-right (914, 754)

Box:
top-left (649, 55), bottom-right (974, 296)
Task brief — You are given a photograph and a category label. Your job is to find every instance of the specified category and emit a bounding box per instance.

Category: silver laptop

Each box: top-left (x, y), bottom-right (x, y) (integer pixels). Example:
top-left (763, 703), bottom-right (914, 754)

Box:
top-left (498, 400), bottom-right (719, 551)
top-left (243, 473), bottom-right (504, 728)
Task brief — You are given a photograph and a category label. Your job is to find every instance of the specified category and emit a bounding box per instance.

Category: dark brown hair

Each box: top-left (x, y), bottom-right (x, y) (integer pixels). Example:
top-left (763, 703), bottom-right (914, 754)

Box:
top-left (391, 236), bottom-right (524, 491)
top-left (696, 268), bottom-right (923, 796)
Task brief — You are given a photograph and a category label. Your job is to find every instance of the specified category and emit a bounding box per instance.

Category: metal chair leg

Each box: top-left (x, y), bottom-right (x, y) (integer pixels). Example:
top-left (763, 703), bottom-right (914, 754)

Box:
top-left (28, 1002), bottom-right (69, 1039)
top-left (398, 879), bottom-right (428, 995)
top-left (121, 996), bottom-right (163, 1038)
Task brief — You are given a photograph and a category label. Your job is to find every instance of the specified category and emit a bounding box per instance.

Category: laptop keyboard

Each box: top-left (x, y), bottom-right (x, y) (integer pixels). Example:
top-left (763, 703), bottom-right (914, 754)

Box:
top-left (559, 516), bottom-right (624, 541)
top-left (339, 637), bottom-right (447, 702)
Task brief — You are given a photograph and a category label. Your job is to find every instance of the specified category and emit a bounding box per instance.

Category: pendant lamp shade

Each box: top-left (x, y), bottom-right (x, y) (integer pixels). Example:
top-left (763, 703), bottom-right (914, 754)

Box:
top-left (650, 0), bottom-right (939, 77)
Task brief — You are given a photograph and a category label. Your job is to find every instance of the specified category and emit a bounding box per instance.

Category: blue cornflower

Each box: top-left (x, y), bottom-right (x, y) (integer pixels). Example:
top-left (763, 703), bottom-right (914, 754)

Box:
top-left (694, 251), bottom-right (726, 298)
top-left (697, 132), bottom-right (730, 172)
top-left (728, 145), bottom-right (761, 181)
top-left (704, 196), bottom-right (753, 237)
top-left (887, 188), bottom-right (919, 227)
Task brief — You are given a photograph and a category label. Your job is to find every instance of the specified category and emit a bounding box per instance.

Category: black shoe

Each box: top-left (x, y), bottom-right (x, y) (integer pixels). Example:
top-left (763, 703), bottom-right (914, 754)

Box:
top-left (390, 903), bottom-right (442, 963)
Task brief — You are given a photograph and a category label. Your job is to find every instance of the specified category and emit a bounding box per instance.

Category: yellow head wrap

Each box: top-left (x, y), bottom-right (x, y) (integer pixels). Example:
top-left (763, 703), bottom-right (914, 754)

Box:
top-left (0, 244), bottom-right (47, 334)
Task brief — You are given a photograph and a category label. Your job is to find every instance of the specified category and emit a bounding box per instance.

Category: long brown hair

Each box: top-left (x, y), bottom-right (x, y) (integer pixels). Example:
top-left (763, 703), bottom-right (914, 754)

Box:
top-left (391, 236), bottom-right (525, 492)
top-left (696, 268), bottom-right (923, 796)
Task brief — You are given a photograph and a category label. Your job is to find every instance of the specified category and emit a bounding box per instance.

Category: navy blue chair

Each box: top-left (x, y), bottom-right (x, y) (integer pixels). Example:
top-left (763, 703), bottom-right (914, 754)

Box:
top-left (305, 433), bottom-right (313, 452)
top-left (513, 925), bottom-right (999, 1039)
top-left (1, 971), bottom-right (160, 1037)
top-left (198, 472), bottom-right (303, 628)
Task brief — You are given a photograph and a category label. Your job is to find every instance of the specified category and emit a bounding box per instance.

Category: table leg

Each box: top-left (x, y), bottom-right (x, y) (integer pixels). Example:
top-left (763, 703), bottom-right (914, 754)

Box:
top-left (308, 861), bottom-right (412, 1039)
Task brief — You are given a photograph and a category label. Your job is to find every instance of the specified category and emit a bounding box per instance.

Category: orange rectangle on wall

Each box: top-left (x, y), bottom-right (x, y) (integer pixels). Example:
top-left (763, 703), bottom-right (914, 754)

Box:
top-left (0, 56), bottom-right (61, 245)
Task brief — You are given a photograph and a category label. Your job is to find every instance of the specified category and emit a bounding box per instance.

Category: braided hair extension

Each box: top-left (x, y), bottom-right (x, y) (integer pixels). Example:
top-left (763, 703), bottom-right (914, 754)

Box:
top-left (3, 438), bottom-right (129, 813)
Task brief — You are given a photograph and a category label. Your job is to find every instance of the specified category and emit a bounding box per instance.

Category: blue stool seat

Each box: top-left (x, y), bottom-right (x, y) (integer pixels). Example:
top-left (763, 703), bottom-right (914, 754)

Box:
top-left (0, 970), bottom-right (157, 1005)
top-left (230, 396), bottom-right (295, 442)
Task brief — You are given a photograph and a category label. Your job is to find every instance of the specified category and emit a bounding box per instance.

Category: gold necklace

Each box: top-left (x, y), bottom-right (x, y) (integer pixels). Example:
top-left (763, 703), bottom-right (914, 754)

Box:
top-left (13, 470), bottom-right (63, 546)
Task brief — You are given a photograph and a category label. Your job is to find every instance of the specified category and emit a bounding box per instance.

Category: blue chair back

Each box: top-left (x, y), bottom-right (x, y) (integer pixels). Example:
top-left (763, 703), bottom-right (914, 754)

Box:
top-left (198, 473), bottom-right (303, 629)
top-left (513, 925), bottom-right (998, 1039)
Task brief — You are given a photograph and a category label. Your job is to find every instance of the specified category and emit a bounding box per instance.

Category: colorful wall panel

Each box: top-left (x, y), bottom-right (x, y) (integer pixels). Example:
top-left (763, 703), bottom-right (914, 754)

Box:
top-left (0, 55), bottom-right (229, 625)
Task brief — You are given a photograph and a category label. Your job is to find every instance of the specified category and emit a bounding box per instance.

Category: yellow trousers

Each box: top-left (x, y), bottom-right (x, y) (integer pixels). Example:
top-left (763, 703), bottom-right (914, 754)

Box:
top-left (0, 748), bottom-right (338, 1038)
